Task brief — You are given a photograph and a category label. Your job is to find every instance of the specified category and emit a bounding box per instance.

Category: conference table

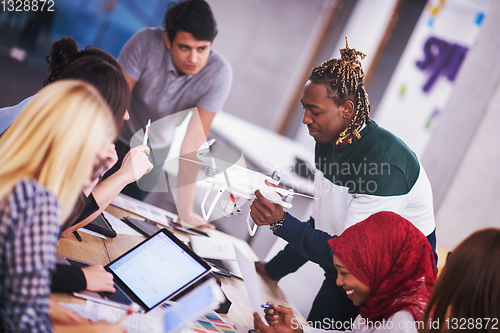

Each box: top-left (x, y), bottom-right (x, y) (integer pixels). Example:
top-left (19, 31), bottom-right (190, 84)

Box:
top-left (53, 205), bottom-right (305, 332)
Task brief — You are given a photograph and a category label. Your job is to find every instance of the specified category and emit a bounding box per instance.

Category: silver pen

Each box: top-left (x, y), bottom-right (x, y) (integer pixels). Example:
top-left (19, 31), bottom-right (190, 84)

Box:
top-left (143, 119), bottom-right (151, 146)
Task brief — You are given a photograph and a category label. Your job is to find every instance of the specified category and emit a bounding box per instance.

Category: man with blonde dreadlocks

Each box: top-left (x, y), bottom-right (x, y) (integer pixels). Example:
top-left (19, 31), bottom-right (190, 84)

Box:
top-left (250, 38), bottom-right (437, 329)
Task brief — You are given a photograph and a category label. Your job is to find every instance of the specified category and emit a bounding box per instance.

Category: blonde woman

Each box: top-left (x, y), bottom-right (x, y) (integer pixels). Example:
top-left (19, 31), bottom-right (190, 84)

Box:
top-left (0, 80), bottom-right (124, 332)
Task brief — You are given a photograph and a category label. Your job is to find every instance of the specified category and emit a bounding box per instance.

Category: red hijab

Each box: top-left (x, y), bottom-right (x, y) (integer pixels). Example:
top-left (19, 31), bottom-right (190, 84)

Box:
top-left (328, 211), bottom-right (436, 321)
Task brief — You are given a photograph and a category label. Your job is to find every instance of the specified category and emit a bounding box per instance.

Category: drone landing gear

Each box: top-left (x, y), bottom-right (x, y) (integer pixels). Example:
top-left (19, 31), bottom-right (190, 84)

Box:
top-left (246, 212), bottom-right (258, 237)
top-left (201, 183), bottom-right (225, 221)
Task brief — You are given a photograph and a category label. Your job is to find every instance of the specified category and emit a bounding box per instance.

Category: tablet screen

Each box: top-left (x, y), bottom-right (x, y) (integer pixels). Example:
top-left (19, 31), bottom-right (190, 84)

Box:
top-left (108, 230), bottom-right (208, 309)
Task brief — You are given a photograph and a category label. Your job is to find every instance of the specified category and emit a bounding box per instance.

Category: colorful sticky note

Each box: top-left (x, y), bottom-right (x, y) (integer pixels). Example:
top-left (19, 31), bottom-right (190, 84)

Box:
top-left (192, 329), bottom-right (206, 333)
top-left (204, 313), bottom-right (224, 323)
top-left (125, 203), bottom-right (136, 211)
top-left (151, 209), bottom-right (162, 216)
top-left (214, 324), bottom-right (236, 333)
top-left (196, 321), bottom-right (219, 332)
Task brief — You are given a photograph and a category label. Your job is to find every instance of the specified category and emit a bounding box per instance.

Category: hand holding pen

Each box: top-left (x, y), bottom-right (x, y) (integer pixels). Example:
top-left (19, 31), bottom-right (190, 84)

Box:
top-left (111, 119), bottom-right (153, 184)
top-left (259, 302), bottom-right (296, 328)
top-left (117, 147), bottom-right (153, 183)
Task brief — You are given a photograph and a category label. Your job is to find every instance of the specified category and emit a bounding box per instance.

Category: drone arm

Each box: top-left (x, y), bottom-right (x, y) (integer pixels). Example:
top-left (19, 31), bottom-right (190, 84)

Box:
top-left (272, 213), bottom-right (336, 270)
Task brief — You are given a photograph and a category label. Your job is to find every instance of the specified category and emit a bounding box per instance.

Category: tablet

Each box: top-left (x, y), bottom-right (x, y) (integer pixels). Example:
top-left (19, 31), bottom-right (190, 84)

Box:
top-left (75, 229), bottom-right (211, 312)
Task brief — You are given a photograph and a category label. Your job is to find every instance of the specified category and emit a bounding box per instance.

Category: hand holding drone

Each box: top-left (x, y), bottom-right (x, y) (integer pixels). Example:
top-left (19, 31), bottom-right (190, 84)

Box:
top-left (250, 187), bottom-right (287, 227)
top-left (179, 139), bottom-right (314, 236)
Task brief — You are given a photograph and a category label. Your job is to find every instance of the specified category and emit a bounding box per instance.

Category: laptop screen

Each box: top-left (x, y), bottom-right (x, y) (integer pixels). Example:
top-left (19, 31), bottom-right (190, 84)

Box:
top-left (107, 230), bottom-right (209, 309)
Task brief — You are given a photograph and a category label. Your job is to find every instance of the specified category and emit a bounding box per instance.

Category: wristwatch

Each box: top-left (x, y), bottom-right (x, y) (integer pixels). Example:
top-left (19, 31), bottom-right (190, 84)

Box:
top-left (270, 212), bottom-right (288, 233)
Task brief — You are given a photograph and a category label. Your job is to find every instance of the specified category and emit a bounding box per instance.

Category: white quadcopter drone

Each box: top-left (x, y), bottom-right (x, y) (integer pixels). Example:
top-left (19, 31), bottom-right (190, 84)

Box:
top-left (180, 139), bottom-right (314, 236)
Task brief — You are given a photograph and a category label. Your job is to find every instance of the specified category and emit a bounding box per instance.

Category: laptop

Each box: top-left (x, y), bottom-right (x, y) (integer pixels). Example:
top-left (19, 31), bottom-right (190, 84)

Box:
top-left (57, 228), bottom-right (211, 313)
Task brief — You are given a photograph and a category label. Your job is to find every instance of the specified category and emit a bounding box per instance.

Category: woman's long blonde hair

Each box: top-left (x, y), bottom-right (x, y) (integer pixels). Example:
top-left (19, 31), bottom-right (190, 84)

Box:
top-left (0, 80), bottom-right (117, 222)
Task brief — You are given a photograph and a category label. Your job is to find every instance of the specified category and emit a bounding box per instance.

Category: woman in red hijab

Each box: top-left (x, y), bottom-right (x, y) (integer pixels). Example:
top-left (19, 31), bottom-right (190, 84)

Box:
top-left (254, 211), bottom-right (437, 333)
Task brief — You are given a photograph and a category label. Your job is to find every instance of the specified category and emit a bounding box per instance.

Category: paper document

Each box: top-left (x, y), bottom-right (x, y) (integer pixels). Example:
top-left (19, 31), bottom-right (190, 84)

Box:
top-left (78, 228), bottom-right (106, 239)
top-left (60, 301), bottom-right (162, 333)
top-left (102, 211), bottom-right (142, 236)
top-left (221, 259), bottom-right (243, 279)
top-left (190, 235), bottom-right (251, 261)
top-left (234, 245), bottom-right (267, 325)
top-left (190, 236), bottom-right (236, 260)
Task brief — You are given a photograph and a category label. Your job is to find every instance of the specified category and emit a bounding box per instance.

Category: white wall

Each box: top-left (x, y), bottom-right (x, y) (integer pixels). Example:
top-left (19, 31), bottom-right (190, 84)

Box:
top-left (434, 79), bottom-right (500, 250)
top-left (422, 0), bottom-right (500, 249)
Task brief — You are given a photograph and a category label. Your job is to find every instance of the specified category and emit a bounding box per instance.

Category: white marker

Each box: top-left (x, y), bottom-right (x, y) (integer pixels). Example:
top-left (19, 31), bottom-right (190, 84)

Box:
top-left (143, 119), bottom-right (151, 146)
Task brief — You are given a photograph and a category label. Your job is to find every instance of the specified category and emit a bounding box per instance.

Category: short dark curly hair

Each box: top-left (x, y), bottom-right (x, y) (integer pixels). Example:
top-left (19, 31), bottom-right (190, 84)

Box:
top-left (163, 0), bottom-right (218, 43)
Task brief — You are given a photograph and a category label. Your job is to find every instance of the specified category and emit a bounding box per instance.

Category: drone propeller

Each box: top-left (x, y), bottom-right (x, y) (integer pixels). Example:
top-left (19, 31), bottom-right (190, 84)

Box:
top-left (197, 138), bottom-right (216, 156)
top-left (260, 156), bottom-right (279, 173)
top-left (288, 191), bottom-right (315, 200)
top-left (273, 187), bottom-right (315, 200)
top-left (260, 156), bottom-right (295, 184)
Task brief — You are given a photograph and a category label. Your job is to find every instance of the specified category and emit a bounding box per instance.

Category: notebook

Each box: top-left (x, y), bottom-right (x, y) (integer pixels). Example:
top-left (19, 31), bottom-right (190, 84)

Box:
top-left (61, 228), bottom-right (211, 312)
